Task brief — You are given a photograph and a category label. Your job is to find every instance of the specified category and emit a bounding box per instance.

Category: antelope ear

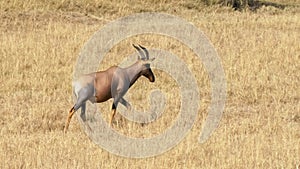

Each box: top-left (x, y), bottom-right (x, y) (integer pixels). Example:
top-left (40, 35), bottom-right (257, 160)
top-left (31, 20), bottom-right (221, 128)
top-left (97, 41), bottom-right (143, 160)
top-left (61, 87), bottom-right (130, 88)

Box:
top-left (143, 58), bottom-right (155, 64)
top-left (149, 58), bottom-right (155, 62)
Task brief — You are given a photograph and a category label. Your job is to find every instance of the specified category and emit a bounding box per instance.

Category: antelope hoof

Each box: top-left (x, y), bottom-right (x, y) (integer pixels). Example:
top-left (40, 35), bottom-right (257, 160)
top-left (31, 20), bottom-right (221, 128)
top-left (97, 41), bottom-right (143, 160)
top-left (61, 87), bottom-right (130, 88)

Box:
top-left (63, 127), bottom-right (67, 134)
top-left (128, 105), bottom-right (132, 113)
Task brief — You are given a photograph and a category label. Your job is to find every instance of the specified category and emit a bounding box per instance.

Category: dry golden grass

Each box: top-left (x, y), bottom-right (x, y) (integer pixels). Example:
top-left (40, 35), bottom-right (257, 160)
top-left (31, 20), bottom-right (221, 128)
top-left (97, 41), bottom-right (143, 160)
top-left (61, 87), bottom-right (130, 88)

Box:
top-left (0, 0), bottom-right (299, 168)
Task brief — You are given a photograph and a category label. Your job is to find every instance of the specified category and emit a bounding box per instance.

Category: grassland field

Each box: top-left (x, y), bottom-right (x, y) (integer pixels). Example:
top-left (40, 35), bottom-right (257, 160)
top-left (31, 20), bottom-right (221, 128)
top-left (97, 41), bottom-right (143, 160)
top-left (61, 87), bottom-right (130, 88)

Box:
top-left (0, 0), bottom-right (299, 168)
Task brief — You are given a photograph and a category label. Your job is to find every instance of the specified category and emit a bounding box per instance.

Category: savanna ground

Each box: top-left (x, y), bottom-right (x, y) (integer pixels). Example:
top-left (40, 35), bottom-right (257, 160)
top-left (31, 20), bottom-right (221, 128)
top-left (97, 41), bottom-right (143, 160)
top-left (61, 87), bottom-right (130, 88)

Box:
top-left (0, 0), bottom-right (299, 168)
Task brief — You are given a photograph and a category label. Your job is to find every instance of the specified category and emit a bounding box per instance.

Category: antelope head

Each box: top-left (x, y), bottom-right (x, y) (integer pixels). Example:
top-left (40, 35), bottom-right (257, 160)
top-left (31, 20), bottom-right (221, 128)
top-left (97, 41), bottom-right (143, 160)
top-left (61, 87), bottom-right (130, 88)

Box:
top-left (132, 44), bottom-right (155, 82)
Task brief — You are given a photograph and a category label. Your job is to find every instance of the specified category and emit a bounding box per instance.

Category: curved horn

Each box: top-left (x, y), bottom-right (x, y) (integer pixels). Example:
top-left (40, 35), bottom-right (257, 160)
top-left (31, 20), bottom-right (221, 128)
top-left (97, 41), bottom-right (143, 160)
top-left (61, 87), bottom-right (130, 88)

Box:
top-left (138, 45), bottom-right (149, 60)
top-left (132, 44), bottom-right (146, 60)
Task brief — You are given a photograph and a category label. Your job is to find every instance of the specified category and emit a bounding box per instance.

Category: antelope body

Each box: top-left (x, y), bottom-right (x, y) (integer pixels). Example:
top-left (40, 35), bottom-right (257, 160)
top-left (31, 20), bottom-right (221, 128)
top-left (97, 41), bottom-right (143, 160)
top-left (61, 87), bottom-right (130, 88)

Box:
top-left (64, 44), bottom-right (155, 133)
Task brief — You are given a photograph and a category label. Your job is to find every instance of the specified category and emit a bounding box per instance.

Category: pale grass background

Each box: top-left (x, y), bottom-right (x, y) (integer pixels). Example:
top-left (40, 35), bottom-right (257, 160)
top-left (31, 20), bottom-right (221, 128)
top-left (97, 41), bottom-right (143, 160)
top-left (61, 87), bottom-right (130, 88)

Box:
top-left (0, 0), bottom-right (299, 168)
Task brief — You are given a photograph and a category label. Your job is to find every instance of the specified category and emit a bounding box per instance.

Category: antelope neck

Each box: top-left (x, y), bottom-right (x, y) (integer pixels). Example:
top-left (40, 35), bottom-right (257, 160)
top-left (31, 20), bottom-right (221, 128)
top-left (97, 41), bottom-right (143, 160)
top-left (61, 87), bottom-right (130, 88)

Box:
top-left (125, 62), bottom-right (143, 86)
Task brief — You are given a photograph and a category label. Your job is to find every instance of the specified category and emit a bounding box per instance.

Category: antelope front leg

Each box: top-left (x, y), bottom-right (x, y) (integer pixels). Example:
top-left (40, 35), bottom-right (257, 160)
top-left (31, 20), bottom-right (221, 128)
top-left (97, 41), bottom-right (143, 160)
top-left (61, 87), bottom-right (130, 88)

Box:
top-left (110, 95), bottom-right (121, 126)
top-left (120, 97), bottom-right (132, 112)
top-left (64, 107), bottom-right (75, 134)
top-left (109, 108), bottom-right (116, 126)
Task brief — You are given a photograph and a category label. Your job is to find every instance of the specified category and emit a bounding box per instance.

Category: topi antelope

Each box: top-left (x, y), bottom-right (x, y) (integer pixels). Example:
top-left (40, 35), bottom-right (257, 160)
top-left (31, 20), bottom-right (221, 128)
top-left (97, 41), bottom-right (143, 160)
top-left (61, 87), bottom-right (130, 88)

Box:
top-left (64, 44), bottom-right (155, 133)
